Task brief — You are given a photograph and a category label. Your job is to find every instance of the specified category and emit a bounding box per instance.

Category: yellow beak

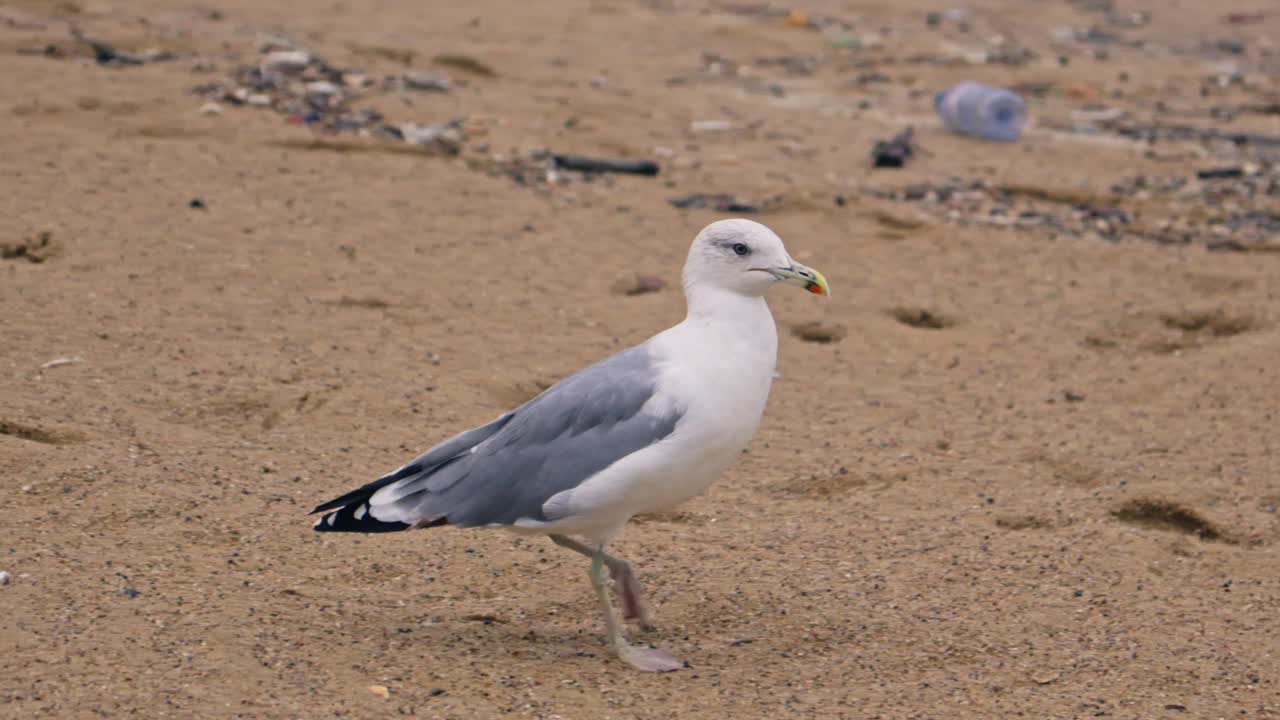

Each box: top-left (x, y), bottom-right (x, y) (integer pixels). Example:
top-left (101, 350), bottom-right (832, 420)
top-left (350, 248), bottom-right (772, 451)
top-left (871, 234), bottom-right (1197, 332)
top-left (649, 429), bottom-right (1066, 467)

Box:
top-left (768, 262), bottom-right (830, 297)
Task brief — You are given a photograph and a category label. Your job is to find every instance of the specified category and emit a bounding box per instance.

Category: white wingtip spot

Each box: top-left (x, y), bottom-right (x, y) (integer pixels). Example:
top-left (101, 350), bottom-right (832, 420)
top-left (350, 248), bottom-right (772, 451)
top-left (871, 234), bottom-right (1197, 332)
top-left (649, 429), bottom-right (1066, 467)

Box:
top-left (325, 513), bottom-right (336, 527)
top-left (313, 517), bottom-right (324, 528)
top-left (354, 504), bottom-right (367, 520)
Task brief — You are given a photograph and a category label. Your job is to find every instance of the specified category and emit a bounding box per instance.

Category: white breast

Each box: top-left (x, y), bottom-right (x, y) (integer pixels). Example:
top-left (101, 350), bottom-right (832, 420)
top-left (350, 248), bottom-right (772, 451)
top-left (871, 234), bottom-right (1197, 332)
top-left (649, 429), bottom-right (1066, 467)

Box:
top-left (533, 293), bottom-right (779, 534)
top-left (648, 298), bottom-right (779, 485)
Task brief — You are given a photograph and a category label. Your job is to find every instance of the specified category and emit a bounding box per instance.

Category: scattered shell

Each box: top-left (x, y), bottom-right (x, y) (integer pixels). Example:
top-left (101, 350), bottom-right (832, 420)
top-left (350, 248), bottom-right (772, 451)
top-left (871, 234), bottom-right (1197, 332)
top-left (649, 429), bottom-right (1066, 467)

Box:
top-left (0, 571), bottom-right (11, 586)
top-left (399, 120), bottom-right (464, 153)
top-left (305, 80), bottom-right (341, 97)
top-left (403, 71), bottom-right (451, 92)
top-left (198, 101), bottom-right (224, 116)
top-left (367, 684), bottom-right (390, 700)
top-left (1071, 107), bottom-right (1126, 125)
top-left (690, 120), bottom-right (733, 132)
top-left (40, 356), bottom-right (83, 369)
top-left (259, 49), bottom-right (311, 73)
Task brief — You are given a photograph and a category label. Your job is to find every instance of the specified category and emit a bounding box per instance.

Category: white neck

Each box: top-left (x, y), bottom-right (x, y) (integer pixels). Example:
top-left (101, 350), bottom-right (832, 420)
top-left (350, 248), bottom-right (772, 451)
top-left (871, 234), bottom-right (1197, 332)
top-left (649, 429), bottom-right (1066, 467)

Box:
top-left (674, 282), bottom-right (779, 376)
top-left (683, 281), bottom-right (770, 323)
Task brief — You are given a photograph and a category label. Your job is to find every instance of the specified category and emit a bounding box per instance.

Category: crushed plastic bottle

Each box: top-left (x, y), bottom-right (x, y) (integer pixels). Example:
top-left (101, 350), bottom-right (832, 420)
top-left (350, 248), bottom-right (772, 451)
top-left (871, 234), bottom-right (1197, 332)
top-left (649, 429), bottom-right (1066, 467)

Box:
top-left (934, 81), bottom-right (1027, 142)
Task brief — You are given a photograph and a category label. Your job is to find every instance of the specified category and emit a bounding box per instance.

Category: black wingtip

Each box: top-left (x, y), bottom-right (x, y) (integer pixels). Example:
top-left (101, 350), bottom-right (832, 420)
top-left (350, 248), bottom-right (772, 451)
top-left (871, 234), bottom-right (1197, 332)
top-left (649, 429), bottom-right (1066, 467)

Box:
top-left (309, 462), bottom-right (428, 515)
top-left (312, 502), bottom-right (412, 533)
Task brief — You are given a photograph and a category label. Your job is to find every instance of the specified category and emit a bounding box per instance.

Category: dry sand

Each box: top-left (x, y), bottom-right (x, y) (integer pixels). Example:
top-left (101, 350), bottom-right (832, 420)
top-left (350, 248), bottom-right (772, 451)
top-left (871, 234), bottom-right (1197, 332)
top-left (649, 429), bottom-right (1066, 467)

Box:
top-left (2, 0), bottom-right (1278, 717)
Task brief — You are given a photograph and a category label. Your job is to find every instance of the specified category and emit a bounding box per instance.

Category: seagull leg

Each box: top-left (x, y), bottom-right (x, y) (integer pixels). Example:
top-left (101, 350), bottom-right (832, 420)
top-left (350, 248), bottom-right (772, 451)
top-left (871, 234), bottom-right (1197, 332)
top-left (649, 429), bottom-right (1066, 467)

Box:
top-left (588, 550), bottom-right (683, 672)
top-left (550, 534), bottom-right (652, 628)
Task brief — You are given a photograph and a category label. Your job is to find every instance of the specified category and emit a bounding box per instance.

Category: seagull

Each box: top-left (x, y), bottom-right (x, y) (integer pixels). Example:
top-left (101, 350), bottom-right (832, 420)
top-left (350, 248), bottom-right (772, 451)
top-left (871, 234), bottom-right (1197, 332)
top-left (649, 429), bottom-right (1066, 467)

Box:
top-left (310, 219), bottom-right (829, 671)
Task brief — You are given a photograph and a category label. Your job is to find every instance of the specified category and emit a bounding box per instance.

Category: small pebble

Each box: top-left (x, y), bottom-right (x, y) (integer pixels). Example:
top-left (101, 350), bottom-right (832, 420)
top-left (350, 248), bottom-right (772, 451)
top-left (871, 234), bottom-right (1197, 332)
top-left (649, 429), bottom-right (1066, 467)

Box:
top-left (0, 571), bottom-right (10, 586)
top-left (612, 274), bottom-right (667, 296)
top-left (198, 101), bottom-right (223, 116)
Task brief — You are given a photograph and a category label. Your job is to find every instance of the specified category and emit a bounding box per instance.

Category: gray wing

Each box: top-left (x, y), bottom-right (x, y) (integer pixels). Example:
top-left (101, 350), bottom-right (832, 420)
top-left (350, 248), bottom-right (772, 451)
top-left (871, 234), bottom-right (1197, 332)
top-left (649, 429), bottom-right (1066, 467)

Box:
top-left (359, 343), bottom-right (683, 528)
top-left (310, 413), bottom-right (516, 519)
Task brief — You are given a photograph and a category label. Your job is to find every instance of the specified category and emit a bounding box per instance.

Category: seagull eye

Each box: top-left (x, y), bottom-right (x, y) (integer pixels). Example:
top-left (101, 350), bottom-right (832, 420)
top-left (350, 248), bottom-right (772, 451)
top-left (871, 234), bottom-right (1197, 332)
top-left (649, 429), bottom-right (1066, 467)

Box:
top-left (731, 243), bottom-right (750, 256)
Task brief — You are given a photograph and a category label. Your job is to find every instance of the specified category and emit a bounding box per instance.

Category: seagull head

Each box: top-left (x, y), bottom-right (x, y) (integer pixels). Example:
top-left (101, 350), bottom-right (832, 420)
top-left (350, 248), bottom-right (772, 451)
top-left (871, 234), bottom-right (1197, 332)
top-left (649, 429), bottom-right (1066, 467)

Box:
top-left (683, 219), bottom-right (829, 298)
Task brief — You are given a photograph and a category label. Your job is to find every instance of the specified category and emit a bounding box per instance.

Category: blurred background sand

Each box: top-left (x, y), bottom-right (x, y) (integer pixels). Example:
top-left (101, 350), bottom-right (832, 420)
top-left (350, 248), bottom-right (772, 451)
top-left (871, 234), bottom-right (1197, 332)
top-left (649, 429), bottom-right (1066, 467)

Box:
top-left (1, 0), bottom-right (1278, 717)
